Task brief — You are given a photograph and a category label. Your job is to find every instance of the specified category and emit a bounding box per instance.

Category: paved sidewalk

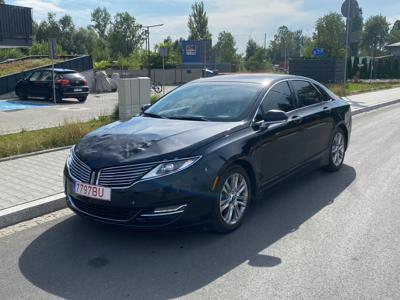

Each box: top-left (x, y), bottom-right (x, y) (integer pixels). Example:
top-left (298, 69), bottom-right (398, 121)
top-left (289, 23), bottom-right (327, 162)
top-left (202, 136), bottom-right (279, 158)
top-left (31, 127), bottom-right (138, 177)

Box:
top-left (0, 87), bottom-right (399, 227)
top-left (0, 149), bottom-right (69, 210)
top-left (344, 87), bottom-right (400, 113)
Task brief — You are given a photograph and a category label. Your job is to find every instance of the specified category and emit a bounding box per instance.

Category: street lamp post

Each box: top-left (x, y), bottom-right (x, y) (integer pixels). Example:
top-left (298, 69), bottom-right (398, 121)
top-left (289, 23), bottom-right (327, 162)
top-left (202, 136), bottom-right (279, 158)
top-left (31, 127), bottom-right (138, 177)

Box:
top-left (140, 24), bottom-right (164, 79)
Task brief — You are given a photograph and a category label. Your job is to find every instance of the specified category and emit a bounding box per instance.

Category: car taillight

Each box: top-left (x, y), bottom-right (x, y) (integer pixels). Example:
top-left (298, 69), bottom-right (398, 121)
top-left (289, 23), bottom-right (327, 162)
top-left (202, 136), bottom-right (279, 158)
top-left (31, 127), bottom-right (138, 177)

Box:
top-left (82, 79), bottom-right (88, 85)
top-left (56, 79), bottom-right (70, 86)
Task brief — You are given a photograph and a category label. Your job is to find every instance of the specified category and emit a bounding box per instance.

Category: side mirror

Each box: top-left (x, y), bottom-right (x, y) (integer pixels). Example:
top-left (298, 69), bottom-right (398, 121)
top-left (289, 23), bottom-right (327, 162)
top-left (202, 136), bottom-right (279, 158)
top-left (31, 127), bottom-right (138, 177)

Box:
top-left (141, 103), bottom-right (152, 113)
top-left (263, 110), bottom-right (288, 123)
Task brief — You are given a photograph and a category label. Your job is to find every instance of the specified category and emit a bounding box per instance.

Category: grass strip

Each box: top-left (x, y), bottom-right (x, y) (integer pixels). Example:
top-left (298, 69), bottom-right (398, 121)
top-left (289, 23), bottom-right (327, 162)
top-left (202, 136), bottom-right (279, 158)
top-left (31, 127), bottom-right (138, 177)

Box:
top-left (328, 82), bottom-right (400, 97)
top-left (0, 116), bottom-right (114, 158)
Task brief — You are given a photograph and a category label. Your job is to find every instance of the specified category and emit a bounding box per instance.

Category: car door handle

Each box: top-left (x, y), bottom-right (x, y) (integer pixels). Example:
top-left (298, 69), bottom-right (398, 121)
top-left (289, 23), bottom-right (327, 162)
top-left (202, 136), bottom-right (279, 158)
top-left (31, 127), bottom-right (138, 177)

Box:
top-left (323, 106), bottom-right (332, 113)
top-left (290, 115), bottom-right (303, 124)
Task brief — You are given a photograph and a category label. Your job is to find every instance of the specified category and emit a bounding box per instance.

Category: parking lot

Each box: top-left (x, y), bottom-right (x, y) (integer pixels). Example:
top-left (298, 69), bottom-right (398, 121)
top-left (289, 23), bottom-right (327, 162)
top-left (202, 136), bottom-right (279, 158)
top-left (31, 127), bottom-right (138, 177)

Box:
top-left (0, 86), bottom-right (178, 135)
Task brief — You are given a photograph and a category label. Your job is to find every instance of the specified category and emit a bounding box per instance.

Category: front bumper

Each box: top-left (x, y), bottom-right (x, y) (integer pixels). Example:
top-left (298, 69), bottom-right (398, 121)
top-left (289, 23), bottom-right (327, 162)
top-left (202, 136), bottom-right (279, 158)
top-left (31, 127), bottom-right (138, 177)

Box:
top-left (61, 86), bottom-right (89, 98)
top-left (64, 162), bottom-right (218, 228)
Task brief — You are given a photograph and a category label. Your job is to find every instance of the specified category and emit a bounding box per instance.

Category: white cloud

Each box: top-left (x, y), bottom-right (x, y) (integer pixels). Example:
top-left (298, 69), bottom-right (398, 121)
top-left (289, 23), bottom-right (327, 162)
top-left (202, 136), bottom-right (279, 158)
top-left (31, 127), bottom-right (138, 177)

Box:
top-left (14, 0), bottom-right (317, 52)
top-left (14, 0), bottom-right (66, 19)
top-left (138, 0), bottom-right (315, 53)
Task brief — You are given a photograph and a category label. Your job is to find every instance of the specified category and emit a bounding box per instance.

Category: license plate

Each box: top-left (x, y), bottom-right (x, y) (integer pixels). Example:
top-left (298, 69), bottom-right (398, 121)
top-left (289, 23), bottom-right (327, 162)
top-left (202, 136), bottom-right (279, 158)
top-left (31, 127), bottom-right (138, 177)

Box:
top-left (73, 181), bottom-right (111, 201)
top-left (74, 88), bottom-right (83, 92)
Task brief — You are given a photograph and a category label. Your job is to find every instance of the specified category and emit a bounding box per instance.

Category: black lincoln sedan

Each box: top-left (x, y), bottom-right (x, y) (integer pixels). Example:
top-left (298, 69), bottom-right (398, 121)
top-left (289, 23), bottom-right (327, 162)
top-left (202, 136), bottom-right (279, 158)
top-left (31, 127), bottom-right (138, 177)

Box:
top-left (15, 68), bottom-right (89, 103)
top-left (64, 74), bottom-right (351, 232)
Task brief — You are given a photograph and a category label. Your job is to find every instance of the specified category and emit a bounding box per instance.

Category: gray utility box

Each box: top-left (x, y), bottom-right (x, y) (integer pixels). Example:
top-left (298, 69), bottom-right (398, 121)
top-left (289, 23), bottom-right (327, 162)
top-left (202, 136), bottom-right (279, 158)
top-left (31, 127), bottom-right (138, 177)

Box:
top-left (118, 77), bottom-right (150, 121)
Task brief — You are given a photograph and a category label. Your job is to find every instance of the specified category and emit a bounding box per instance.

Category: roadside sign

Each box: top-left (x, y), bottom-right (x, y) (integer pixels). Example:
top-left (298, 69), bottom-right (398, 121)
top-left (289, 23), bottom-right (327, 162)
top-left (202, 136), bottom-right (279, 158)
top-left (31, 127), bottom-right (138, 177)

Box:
top-left (312, 48), bottom-right (325, 57)
top-left (159, 47), bottom-right (168, 58)
top-left (48, 38), bottom-right (57, 59)
top-left (341, 0), bottom-right (359, 18)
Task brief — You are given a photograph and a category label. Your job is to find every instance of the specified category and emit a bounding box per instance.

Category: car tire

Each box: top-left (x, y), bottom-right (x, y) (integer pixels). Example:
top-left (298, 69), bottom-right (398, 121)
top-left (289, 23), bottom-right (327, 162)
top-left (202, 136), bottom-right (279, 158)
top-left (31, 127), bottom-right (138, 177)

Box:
top-left (210, 164), bottom-right (252, 233)
top-left (323, 127), bottom-right (346, 172)
top-left (77, 96), bottom-right (87, 103)
top-left (15, 87), bottom-right (27, 100)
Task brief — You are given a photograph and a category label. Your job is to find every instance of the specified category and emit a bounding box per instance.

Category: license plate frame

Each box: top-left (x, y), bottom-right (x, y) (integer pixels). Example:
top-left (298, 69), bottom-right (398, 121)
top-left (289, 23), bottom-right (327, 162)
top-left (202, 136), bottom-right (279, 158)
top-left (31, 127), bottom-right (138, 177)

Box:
top-left (74, 88), bottom-right (83, 92)
top-left (73, 181), bottom-right (111, 201)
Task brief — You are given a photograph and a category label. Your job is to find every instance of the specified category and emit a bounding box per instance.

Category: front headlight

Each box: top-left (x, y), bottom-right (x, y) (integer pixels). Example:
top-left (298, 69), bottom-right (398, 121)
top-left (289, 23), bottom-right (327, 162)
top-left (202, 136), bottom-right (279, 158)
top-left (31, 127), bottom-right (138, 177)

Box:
top-left (66, 146), bottom-right (75, 167)
top-left (141, 156), bottom-right (201, 180)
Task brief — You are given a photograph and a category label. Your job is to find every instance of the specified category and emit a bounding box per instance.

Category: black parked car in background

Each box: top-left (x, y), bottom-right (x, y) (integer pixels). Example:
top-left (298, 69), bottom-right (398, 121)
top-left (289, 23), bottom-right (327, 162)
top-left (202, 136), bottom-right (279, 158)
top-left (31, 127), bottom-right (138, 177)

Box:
top-left (15, 68), bottom-right (89, 103)
top-left (64, 74), bottom-right (351, 233)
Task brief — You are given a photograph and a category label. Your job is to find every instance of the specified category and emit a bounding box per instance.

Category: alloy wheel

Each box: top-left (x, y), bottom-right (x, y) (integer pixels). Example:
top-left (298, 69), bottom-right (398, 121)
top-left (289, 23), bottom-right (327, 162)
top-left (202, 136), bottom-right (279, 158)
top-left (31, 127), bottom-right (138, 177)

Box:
top-left (219, 173), bottom-right (249, 225)
top-left (332, 131), bottom-right (345, 167)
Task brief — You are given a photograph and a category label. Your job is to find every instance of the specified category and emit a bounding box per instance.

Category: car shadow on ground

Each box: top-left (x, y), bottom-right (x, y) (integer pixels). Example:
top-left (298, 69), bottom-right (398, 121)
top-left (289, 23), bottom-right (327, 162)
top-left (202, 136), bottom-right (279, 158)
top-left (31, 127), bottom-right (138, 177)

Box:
top-left (18, 165), bottom-right (356, 299)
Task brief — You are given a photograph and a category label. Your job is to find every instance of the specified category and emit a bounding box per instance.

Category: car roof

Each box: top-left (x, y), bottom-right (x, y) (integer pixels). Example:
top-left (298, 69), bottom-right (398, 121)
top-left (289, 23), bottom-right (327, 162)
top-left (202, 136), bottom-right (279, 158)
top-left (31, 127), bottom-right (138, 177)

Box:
top-left (37, 68), bottom-right (77, 73)
top-left (194, 73), bottom-right (311, 86)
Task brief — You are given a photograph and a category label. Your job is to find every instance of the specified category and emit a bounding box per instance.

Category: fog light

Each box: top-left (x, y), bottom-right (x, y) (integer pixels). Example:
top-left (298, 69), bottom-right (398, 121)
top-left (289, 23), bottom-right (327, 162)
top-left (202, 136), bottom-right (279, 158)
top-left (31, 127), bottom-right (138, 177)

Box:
top-left (154, 204), bottom-right (187, 214)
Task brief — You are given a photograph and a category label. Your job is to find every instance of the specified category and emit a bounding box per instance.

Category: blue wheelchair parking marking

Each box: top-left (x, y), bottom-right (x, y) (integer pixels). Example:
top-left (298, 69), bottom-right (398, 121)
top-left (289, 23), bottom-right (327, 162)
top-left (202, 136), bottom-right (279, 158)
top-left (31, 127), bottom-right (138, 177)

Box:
top-left (0, 100), bottom-right (52, 111)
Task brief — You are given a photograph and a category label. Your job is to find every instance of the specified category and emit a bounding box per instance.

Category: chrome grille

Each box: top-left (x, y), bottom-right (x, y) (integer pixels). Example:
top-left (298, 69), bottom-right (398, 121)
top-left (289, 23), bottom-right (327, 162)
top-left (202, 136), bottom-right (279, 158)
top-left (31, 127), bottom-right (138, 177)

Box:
top-left (98, 162), bottom-right (158, 188)
top-left (68, 151), bottom-right (91, 183)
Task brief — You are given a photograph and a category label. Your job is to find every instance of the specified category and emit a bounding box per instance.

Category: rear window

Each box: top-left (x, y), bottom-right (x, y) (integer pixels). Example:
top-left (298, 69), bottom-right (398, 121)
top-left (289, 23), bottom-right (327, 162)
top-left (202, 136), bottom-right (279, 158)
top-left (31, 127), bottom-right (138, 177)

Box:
top-left (60, 72), bottom-right (83, 80)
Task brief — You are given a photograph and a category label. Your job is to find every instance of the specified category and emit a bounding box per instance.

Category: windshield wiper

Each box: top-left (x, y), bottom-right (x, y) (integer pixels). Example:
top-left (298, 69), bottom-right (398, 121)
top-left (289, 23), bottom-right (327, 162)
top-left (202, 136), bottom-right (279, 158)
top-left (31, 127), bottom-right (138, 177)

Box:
top-left (167, 115), bottom-right (210, 121)
top-left (142, 112), bottom-right (166, 119)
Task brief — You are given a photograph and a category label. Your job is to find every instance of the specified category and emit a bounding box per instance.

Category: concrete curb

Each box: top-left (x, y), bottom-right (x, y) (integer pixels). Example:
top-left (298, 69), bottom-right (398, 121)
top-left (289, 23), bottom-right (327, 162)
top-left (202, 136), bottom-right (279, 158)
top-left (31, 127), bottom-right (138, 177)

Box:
top-left (0, 145), bottom-right (72, 162)
top-left (351, 99), bottom-right (400, 116)
top-left (0, 193), bottom-right (66, 229)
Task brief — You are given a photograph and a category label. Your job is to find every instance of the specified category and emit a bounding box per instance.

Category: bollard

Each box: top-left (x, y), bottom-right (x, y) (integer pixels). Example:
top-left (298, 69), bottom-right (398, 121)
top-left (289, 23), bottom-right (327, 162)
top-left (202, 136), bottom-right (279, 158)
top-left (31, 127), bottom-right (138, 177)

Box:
top-left (118, 77), bottom-right (151, 121)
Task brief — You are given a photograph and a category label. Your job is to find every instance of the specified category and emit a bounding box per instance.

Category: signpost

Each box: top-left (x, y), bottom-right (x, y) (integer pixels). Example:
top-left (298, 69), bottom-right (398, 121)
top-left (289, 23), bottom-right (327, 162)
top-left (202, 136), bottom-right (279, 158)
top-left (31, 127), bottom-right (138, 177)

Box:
top-left (341, 0), bottom-right (359, 95)
top-left (48, 38), bottom-right (57, 104)
top-left (159, 46), bottom-right (168, 94)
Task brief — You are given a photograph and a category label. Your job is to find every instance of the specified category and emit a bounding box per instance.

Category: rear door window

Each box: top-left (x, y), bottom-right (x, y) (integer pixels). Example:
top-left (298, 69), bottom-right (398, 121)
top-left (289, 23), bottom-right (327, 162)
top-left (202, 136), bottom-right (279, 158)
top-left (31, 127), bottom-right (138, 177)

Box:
top-left (292, 80), bottom-right (323, 107)
top-left (28, 71), bottom-right (42, 81)
top-left (40, 71), bottom-right (53, 81)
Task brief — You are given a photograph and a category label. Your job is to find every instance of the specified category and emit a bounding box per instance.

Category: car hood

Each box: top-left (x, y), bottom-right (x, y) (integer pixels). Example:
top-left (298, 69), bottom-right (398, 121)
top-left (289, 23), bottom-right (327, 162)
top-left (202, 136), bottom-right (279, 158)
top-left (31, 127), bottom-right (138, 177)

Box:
top-left (75, 116), bottom-right (243, 169)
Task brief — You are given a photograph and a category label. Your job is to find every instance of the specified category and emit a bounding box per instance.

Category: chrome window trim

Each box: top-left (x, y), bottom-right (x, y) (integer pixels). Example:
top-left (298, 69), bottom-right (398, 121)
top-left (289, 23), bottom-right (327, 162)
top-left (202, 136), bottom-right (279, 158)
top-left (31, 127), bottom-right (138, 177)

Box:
top-left (251, 79), bottom-right (297, 124)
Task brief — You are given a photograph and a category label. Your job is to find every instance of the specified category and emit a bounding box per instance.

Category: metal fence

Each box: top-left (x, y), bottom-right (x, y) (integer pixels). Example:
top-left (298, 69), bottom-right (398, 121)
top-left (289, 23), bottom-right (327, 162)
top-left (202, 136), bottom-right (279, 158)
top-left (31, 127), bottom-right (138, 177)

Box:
top-left (0, 55), bottom-right (93, 95)
top-left (0, 4), bottom-right (33, 48)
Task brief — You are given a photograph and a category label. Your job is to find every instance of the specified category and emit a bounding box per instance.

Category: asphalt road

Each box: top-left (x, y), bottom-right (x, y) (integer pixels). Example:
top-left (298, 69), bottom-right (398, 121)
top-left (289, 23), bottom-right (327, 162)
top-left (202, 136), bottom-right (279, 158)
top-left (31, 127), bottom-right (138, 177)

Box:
top-left (1, 104), bottom-right (400, 299)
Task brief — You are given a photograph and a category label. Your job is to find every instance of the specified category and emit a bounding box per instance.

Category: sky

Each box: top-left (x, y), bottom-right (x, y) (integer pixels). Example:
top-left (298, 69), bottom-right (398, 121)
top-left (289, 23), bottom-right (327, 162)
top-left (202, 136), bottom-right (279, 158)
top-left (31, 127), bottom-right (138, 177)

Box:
top-left (8, 0), bottom-right (400, 53)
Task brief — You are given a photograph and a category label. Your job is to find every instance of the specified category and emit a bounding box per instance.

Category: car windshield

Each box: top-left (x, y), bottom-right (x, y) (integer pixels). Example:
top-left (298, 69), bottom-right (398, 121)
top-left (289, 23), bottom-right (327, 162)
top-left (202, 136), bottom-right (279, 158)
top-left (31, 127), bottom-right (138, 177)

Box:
top-left (145, 83), bottom-right (262, 122)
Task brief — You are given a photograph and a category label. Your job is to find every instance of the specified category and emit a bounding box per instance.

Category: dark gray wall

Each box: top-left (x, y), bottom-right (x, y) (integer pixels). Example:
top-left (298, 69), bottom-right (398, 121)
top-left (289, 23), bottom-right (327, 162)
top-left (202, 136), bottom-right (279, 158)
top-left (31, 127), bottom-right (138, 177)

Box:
top-left (0, 4), bottom-right (32, 48)
top-left (289, 58), bottom-right (345, 83)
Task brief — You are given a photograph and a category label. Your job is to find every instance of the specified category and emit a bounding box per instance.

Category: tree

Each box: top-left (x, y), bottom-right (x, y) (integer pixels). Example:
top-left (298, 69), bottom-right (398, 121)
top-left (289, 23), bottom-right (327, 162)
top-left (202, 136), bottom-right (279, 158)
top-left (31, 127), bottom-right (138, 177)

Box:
top-left (350, 8), bottom-right (363, 56)
top-left (187, 1), bottom-right (211, 41)
top-left (107, 12), bottom-right (144, 58)
top-left (389, 20), bottom-right (400, 44)
top-left (58, 15), bottom-right (75, 53)
top-left (35, 13), bottom-right (61, 42)
top-left (245, 39), bottom-right (258, 60)
top-left (72, 27), bottom-right (98, 54)
top-left (314, 13), bottom-right (346, 58)
top-left (214, 31), bottom-right (239, 67)
top-left (362, 15), bottom-right (390, 56)
top-left (268, 26), bottom-right (305, 64)
top-left (245, 39), bottom-right (269, 71)
top-left (91, 7), bottom-right (111, 39)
